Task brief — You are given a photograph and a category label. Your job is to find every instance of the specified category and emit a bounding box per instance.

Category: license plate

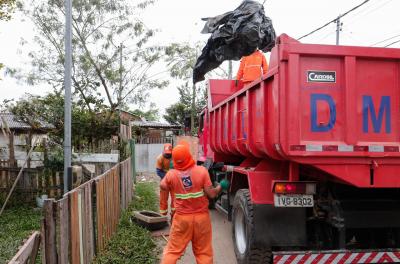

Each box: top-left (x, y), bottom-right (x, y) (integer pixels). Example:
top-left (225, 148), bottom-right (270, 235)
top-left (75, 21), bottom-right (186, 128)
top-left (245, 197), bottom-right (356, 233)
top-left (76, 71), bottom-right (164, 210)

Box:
top-left (274, 194), bottom-right (314, 207)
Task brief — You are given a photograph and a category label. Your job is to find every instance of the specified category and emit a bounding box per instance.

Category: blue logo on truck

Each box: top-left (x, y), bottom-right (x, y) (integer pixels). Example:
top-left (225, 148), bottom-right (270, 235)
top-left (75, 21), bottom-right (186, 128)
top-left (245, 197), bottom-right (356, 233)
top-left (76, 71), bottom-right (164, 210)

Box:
top-left (310, 93), bottom-right (391, 134)
top-left (310, 94), bottom-right (336, 132)
top-left (363, 95), bottom-right (391, 133)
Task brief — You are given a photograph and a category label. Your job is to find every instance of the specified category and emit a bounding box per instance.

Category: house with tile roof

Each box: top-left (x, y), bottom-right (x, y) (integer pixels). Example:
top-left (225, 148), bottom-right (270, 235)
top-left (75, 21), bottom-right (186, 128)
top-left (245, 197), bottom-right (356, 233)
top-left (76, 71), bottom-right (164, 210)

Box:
top-left (0, 113), bottom-right (54, 167)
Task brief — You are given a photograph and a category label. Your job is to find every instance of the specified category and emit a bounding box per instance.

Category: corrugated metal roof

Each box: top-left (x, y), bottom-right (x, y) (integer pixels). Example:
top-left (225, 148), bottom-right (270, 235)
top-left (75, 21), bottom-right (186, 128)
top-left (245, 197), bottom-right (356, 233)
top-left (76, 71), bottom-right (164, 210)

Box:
top-left (131, 120), bottom-right (182, 129)
top-left (0, 113), bottom-right (54, 131)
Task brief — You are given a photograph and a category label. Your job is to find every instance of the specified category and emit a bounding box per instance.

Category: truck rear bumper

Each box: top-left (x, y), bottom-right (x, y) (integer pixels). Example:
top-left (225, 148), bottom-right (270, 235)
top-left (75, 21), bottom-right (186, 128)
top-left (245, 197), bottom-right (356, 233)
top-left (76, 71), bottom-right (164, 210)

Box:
top-left (273, 249), bottom-right (400, 264)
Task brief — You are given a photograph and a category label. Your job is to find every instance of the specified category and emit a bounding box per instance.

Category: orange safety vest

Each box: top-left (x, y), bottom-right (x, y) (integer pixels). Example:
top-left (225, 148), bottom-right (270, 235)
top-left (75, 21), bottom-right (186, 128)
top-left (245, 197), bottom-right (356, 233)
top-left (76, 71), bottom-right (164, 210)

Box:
top-left (236, 50), bottom-right (268, 83)
top-left (163, 165), bottom-right (212, 215)
top-left (156, 154), bottom-right (170, 172)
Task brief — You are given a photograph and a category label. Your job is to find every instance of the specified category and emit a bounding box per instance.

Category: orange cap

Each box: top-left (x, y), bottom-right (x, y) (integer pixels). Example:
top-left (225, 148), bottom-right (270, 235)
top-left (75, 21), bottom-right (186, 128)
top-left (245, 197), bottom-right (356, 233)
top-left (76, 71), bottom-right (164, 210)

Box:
top-left (172, 144), bottom-right (195, 171)
top-left (163, 143), bottom-right (172, 154)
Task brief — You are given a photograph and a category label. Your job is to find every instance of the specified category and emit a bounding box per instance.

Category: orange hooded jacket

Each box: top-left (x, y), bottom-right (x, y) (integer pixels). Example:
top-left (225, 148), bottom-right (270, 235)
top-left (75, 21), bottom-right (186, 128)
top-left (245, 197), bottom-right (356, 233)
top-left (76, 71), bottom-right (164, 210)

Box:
top-left (236, 50), bottom-right (268, 83)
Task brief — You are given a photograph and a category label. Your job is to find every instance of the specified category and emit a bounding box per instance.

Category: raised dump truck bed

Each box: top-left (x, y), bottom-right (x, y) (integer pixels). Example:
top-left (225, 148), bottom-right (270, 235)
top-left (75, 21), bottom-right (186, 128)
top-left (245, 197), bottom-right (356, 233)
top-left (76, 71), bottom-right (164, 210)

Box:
top-left (198, 34), bottom-right (400, 264)
top-left (203, 34), bottom-right (400, 188)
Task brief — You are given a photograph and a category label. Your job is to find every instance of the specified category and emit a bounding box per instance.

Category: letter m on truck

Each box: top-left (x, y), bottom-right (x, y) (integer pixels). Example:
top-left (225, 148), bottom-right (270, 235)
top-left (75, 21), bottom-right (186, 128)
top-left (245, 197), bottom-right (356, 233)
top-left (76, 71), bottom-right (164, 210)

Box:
top-left (198, 34), bottom-right (400, 264)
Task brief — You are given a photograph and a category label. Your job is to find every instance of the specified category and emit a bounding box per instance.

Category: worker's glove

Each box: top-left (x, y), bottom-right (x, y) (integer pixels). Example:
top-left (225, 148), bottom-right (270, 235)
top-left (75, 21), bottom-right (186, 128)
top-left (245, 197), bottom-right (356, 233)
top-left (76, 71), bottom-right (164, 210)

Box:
top-left (234, 79), bottom-right (238, 87)
top-left (219, 179), bottom-right (230, 191)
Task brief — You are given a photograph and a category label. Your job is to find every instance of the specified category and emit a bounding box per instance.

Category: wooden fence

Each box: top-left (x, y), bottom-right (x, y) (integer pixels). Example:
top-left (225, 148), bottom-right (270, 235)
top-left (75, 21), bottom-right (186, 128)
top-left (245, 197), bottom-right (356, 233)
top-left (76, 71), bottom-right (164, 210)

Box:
top-left (8, 231), bottom-right (41, 264)
top-left (120, 124), bottom-right (132, 141)
top-left (73, 139), bottom-right (119, 154)
top-left (134, 136), bottom-right (174, 144)
top-left (41, 157), bottom-right (134, 263)
top-left (0, 160), bottom-right (10, 167)
top-left (0, 168), bottom-right (64, 201)
top-left (0, 165), bottom-right (102, 202)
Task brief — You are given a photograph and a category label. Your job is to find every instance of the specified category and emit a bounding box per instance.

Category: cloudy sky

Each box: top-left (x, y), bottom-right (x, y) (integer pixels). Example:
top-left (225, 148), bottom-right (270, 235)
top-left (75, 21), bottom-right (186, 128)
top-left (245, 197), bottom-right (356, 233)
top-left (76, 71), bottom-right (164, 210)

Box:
top-left (0, 0), bottom-right (399, 119)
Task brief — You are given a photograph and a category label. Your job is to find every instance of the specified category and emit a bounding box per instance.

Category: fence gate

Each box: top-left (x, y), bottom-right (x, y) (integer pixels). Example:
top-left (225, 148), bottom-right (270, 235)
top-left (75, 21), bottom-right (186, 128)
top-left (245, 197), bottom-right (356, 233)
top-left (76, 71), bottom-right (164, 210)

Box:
top-left (134, 143), bottom-right (166, 173)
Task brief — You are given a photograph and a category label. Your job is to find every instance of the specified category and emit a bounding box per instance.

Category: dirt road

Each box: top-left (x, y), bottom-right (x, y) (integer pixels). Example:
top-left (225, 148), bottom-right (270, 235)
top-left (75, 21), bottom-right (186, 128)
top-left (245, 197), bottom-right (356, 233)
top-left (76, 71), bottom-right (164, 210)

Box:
top-left (178, 209), bottom-right (237, 264)
top-left (144, 171), bottom-right (237, 263)
top-left (156, 209), bottom-right (237, 263)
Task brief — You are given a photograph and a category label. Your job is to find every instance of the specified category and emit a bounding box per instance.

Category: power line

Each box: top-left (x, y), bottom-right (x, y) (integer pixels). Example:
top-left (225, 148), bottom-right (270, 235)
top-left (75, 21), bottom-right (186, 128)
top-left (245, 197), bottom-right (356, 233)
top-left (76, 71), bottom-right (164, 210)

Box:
top-left (297, 0), bottom-right (370, 41)
top-left (370, 33), bottom-right (400, 47)
top-left (385, 39), bottom-right (400, 47)
top-left (343, 0), bottom-right (377, 23)
top-left (346, 0), bottom-right (394, 27)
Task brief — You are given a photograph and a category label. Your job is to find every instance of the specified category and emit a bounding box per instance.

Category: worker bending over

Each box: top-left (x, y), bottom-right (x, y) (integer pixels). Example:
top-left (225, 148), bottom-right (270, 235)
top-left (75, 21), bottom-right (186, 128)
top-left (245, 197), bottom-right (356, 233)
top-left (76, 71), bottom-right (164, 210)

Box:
top-left (156, 143), bottom-right (175, 217)
top-left (160, 142), bottom-right (229, 264)
top-left (236, 49), bottom-right (268, 85)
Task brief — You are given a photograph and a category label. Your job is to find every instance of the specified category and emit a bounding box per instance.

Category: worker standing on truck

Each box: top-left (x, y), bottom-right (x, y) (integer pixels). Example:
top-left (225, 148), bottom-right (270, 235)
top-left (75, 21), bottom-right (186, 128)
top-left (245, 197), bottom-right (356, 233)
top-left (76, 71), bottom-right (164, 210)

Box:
top-left (160, 142), bottom-right (229, 264)
top-left (156, 143), bottom-right (175, 217)
top-left (236, 49), bottom-right (268, 85)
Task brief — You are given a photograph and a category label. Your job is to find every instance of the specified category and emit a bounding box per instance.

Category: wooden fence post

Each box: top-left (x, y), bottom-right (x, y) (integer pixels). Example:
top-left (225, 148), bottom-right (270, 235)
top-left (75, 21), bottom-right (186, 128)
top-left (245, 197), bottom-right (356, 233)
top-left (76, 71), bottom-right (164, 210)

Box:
top-left (9, 231), bottom-right (41, 264)
top-left (70, 190), bottom-right (80, 264)
top-left (58, 196), bottom-right (69, 264)
top-left (41, 199), bottom-right (57, 264)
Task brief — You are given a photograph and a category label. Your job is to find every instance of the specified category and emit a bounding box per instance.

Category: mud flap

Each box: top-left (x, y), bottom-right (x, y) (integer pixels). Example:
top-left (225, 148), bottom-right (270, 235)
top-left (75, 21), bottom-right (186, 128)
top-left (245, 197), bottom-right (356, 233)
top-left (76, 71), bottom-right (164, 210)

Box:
top-left (253, 204), bottom-right (307, 248)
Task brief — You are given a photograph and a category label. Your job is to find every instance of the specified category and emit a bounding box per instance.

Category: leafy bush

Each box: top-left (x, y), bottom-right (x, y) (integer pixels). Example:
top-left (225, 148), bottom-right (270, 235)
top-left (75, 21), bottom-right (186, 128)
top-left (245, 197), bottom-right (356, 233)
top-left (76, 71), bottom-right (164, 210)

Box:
top-left (43, 146), bottom-right (64, 171)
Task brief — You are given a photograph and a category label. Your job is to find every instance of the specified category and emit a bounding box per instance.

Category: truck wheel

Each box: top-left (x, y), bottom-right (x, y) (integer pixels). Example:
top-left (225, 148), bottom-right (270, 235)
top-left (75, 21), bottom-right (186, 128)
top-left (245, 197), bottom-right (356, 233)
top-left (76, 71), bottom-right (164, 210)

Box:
top-left (232, 189), bottom-right (272, 264)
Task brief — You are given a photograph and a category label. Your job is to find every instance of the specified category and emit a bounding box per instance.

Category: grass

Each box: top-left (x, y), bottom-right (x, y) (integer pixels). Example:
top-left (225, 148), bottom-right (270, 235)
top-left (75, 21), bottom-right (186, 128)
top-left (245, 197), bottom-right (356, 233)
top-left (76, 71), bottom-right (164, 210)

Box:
top-left (0, 206), bottom-right (41, 263)
top-left (93, 182), bottom-right (159, 264)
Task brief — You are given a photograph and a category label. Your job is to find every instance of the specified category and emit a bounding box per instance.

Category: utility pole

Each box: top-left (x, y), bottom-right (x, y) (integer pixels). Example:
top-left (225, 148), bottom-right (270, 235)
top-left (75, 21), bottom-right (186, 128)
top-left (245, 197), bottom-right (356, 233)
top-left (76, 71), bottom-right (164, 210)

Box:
top-left (64, 0), bottom-right (72, 194)
top-left (191, 83), bottom-right (196, 136)
top-left (336, 15), bottom-right (343, 45)
top-left (228, 60), bottom-right (232, 79)
top-left (119, 44), bottom-right (123, 102)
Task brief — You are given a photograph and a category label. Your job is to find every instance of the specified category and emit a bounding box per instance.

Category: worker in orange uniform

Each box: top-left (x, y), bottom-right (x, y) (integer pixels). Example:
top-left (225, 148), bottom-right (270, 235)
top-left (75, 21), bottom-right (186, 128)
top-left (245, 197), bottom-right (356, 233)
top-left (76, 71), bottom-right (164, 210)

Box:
top-left (236, 49), bottom-right (268, 86)
top-left (156, 143), bottom-right (175, 217)
top-left (160, 143), bottom-right (230, 264)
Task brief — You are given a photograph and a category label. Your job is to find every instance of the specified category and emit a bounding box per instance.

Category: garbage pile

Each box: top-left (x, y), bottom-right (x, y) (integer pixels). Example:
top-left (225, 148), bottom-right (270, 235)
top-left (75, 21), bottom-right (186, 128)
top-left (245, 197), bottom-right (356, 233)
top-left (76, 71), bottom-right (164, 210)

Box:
top-left (193, 0), bottom-right (276, 84)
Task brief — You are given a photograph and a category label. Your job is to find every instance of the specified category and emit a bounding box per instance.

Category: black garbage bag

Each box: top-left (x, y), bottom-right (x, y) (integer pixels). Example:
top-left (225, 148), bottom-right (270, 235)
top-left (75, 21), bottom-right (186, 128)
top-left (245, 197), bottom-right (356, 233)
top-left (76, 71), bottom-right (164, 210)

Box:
top-left (193, 0), bottom-right (276, 84)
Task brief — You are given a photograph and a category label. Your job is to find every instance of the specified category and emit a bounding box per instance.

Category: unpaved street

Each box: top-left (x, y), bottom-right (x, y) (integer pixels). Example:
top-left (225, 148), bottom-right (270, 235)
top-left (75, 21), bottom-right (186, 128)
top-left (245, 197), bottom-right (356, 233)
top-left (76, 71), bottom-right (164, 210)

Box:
top-left (177, 210), bottom-right (237, 264)
top-left (156, 209), bottom-right (237, 264)
top-left (144, 171), bottom-right (237, 264)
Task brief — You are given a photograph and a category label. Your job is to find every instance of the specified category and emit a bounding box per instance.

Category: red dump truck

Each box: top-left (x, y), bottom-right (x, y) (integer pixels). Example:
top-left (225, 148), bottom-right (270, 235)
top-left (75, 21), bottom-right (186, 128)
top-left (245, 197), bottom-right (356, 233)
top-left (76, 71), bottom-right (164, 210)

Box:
top-left (197, 34), bottom-right (400, 264)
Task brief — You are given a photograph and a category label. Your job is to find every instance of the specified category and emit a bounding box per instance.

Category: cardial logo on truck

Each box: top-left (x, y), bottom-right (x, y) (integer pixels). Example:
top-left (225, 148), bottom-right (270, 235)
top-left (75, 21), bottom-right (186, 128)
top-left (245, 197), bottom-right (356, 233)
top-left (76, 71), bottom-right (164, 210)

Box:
top-left (307, 71), bottom-right (336, 83)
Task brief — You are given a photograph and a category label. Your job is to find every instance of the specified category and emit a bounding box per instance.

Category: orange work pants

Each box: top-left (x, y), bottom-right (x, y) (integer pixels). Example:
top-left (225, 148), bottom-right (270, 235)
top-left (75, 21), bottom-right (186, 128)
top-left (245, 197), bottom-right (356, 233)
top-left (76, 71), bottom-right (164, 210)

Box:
top-left (161, 212), bottom-right (213, 264)
top-left (160, 189), bottom-right (175, 216)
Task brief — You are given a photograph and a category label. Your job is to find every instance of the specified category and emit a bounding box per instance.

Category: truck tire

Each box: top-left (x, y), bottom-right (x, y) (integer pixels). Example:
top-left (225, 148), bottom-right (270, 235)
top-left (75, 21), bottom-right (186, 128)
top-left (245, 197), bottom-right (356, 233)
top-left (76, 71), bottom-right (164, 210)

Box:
top-left (232, 189), bottom-right (272, 264)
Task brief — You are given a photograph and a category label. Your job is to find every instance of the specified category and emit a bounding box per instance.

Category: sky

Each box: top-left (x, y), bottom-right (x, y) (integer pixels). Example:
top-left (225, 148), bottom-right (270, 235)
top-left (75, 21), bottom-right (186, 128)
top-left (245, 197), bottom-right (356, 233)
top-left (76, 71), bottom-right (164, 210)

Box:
top-left (0, 0), bottom-right (399, 120)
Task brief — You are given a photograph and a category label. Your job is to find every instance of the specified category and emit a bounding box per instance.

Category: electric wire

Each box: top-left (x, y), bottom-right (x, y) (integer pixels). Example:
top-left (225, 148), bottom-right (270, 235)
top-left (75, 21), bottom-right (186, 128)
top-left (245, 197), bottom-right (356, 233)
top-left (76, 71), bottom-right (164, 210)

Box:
top-left (384, 39), bottom-right (400, 47)
top-left (315, 26), bottom-right (337, 43)
top-left (343, 0), bottom-right (378, 21)
top-left (297, 0), bottom-right (370, 41)
top-left (345, 0), bottom-right (394, 26)
top-left (370, 33), bottom-right (400, 47)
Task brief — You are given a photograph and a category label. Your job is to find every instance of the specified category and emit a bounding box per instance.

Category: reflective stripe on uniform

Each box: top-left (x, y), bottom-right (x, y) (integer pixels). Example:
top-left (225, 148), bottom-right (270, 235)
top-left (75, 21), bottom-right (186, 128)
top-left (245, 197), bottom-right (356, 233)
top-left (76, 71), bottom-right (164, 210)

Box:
top-left (171, 208), bottom-right (176, 211)
top-left (245, 64), bottom-right (262, 68)
top-left (160, 209), bottom-right (168, 213)
top-left (175, 191), bottom-right (204, 199)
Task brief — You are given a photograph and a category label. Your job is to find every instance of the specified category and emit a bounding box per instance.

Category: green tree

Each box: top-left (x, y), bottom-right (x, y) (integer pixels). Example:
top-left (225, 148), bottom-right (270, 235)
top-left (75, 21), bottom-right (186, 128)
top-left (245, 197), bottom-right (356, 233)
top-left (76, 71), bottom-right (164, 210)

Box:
top-left (163, 102), bottom-right (187, 126)
top-left (0, 0), bottom-right (16, 76)
top-left (164, 42), bottom-right (204, 133)
top-left (0, 0), bottom-right (15, 21)
top-left (11, 0), bottom-right (168, 113)
top-left (163, 82), bottom-right (206, 127)
top-left (9, 92), bottom-right (118, 146)
top-left (131, 103), bottom-right (159, 121)
top-left (164, 42), bottom-right (226, 131)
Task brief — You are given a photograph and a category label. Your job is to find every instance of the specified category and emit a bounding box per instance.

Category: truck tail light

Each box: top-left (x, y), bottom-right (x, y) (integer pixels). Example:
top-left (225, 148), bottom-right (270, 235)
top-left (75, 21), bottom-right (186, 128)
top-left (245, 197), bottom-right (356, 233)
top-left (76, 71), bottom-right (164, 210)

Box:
top-left (273, 182), bottom-right (316, 195)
